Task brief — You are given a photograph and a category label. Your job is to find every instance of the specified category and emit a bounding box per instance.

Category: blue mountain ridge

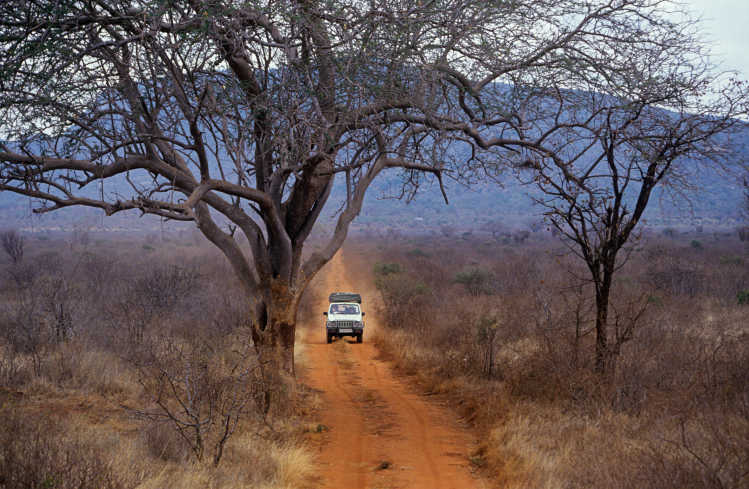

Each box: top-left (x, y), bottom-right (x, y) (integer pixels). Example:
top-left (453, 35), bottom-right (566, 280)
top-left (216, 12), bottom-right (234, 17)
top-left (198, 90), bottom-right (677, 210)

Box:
top-left (2, 80), bottom-right (747, 232)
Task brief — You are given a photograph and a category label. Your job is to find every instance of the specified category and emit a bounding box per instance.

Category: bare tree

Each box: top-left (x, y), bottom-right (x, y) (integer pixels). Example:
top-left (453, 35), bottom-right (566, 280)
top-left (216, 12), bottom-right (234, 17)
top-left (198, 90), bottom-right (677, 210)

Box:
top-left (134, 333), bottom-right (260, 467)
top-left (518, 83), bottom-right (748, 375)
top-left (1, 229), bottom-right (24, 265)
top-left (739, 177), bottom-right (749, 242)
top-left (1, 0), bottom-right (740, 393)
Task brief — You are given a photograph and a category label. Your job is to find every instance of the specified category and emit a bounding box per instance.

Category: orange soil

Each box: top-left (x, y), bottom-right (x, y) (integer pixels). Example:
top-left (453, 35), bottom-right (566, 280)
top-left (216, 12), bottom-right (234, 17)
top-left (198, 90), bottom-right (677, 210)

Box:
top-left (301, 249), bottom-right (486, 489)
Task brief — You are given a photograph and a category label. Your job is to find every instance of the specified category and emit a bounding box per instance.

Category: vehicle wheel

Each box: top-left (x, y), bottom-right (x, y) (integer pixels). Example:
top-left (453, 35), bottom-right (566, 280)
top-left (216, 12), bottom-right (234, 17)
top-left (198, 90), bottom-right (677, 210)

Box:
top-left (356, 333), bottom-right (363, 343)
top-left (326, 333), bottom-right (332, 344)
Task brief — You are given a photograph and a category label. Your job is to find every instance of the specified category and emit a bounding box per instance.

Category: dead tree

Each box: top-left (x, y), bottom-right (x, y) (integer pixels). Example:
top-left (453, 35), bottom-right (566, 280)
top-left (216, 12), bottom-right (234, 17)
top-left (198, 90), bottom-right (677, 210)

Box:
top-left (1, 230), bottom-right (24, 265)
top-left (1, 0), bottom-right (737, 396)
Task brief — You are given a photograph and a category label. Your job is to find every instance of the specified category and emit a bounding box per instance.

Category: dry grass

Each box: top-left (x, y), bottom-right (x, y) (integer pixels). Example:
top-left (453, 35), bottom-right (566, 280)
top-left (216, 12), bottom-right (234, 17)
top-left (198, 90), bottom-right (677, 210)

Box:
top-left (265, 443), bottom-right (316, 489)
top-left (133, 434), bottom-right (315, 489)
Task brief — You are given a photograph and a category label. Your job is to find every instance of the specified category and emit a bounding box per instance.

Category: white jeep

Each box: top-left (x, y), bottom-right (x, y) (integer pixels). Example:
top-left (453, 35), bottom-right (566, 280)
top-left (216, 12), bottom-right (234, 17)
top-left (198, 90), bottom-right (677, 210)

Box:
top-left (324, 292), bottom-right (365, 343)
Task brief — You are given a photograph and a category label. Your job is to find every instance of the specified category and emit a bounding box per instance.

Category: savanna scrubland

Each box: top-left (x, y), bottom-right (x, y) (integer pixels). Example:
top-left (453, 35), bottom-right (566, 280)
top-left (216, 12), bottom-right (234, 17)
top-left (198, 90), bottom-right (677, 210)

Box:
top-left (0, 228), bottom-right (747, 489)
top-left (0, 233), bottom-right (316, 489)
top-left (351, 231), bottom-right (748, 489)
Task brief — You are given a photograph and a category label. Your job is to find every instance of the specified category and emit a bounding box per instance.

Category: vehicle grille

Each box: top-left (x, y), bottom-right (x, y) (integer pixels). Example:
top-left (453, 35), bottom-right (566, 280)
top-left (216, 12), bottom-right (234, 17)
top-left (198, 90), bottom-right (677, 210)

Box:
top-left (332, 321), bottom-right (359, 329)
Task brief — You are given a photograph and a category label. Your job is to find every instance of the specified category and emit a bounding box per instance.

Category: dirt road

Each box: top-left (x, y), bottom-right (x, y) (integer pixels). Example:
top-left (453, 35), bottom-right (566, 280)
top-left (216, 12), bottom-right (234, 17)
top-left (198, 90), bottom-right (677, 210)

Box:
top-left (300, 250), bottom-right (485, 489)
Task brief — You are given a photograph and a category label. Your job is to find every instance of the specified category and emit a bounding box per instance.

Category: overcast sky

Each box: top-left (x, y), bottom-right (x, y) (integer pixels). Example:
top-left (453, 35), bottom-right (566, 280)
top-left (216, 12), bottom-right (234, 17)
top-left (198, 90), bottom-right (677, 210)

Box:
top-left (684, 0), bottom-right (749, 78)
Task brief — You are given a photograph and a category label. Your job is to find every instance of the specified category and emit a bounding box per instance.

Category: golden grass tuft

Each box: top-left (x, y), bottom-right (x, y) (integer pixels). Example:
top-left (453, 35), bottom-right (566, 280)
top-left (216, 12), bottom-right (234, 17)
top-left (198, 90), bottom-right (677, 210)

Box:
top-left (265, 443), bottom-right (316, 489)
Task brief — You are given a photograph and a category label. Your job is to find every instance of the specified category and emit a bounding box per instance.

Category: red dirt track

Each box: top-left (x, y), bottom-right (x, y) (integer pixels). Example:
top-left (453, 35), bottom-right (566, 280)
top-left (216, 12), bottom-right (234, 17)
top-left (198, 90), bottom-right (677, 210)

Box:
top-left (301, 249), bottom-right (486, 489)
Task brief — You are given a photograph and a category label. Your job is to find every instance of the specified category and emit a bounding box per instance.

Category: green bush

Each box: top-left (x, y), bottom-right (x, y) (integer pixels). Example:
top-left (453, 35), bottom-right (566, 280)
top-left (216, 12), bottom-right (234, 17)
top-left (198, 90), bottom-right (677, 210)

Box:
top-left (374, 262), bottom-right (401, 276)
top-left (406, 248), bottom-right (429, 257)
top-left (454, 267), bottom-right (495, 296)
top-left (690, 240), bottom-right (703, 250)
top-left (374, 273), bottom-right (430, 321)
top-left (719, 255), bottom-right (744, 266)
top-left (738, 290), bottom-right (749, 306)
top-left (647, 295), bottom-right (662, 306)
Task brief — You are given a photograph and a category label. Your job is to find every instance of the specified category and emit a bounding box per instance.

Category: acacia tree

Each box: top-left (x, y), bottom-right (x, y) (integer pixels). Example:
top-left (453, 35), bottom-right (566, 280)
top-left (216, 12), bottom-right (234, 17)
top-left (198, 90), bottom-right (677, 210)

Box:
top-left (0, 0), bottom-right (729, 388)
top-left (517, 79), bottom-right (748, 375)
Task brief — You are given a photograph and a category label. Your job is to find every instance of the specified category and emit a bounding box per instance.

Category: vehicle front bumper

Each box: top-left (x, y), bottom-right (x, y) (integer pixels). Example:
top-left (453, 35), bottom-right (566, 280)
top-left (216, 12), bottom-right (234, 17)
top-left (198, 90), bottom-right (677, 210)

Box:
top-left (326, 324), bottom-right (364, 337)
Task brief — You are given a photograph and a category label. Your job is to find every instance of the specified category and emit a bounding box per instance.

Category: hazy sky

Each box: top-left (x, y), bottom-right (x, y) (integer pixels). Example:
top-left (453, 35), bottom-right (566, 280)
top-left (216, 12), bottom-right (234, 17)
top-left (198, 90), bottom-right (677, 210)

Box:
top-left (684, 0), bottom-right (749, 78)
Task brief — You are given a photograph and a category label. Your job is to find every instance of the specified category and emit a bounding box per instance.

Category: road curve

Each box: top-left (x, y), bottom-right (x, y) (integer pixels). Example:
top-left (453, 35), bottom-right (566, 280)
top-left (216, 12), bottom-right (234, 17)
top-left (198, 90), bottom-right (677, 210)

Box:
top-left (300, 249), bottom-right (486, 489)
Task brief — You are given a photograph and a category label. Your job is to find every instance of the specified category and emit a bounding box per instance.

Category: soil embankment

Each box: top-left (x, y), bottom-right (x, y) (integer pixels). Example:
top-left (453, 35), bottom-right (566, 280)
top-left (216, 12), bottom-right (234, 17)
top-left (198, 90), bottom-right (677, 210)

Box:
top-left (301, 249), bottom-right (485, 489)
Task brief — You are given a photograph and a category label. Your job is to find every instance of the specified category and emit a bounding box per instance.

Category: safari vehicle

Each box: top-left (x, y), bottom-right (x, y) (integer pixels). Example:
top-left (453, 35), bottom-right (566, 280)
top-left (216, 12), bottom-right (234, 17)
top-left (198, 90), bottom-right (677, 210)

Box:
top-left (324, 292), bottom-right (365, 343)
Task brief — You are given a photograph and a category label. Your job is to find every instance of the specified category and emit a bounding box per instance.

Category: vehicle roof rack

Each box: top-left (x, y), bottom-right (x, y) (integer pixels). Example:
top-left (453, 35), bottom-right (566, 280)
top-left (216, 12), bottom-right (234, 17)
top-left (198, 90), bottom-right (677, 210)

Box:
top-left (328, 292), bottom-right (362, 304)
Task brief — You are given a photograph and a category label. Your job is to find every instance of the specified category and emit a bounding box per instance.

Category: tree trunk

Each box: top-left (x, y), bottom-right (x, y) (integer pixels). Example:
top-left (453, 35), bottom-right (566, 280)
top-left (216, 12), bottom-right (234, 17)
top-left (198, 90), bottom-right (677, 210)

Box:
top-left (250, 281), bottom-right (299, 415)
top-left (594, 268), bottom-right (613, 376)
top-left (594, 290), bottom-right (609, 375)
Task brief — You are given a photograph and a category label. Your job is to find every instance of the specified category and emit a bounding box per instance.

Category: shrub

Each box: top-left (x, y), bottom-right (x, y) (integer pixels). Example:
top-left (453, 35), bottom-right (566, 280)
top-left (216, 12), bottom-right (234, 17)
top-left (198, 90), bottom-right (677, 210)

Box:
top-left (374, 262), bottom-right (402, 276)
top-left (134, 331), bottom-right (262, 466)
top-left (141, 420), bottom-right (190, 463)
top-left (0, 410), bottom-right (132, 489)
top-left (719, 256), bottom-right (744, 266)
top-left (454, 267), bottom-right (495, 295)
top-left (1, 229), bottom-right (24, 264)
top-left (690, 239), bottom-right (703, 250)
top-left (131, 264), bottom-right (200, 314)
top-left (475, 314), bottom-right (500, 378)
top-left (374, 270), bottom-right (430, 327)
top-left (648, 262), bottom-right (705, 297)
top-left (375, 273), bottom-right (429, 303)
top-left (738, 290), bottom-right (749, 305)
top-left (513, 230), bottom-right (530, 244)
top-left (647, 295), bottom-right (662, 306)
top-left (406, 248), bottom-right (429, 257)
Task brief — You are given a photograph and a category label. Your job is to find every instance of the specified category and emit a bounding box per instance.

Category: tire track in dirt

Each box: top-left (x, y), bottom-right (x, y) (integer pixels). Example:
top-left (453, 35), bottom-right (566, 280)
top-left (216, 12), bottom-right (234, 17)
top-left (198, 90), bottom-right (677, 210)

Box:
top-left (301, 249), bottom-right (486, 489)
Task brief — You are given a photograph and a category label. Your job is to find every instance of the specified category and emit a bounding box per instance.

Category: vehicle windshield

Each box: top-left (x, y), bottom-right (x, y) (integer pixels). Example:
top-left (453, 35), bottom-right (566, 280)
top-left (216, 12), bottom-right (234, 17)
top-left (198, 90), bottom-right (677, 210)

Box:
top-left (329, 303), bottom-right (360, 315)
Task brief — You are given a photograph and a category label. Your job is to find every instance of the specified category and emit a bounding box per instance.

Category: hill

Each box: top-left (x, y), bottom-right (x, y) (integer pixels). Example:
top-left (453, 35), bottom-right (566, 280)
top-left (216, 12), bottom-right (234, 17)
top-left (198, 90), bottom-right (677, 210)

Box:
top-left (2, 153), bottom-right (747, 235)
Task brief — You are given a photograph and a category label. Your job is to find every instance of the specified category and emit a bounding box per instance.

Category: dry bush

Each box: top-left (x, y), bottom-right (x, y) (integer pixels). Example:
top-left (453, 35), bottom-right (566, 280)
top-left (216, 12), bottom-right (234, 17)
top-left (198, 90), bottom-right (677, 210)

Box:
top-left (0, 288), bottom-right (48, 378)
top-left (132, 324), bottom-right (265, 466)
top-left (0, 410), bottom-right (137, 489)
top-left (140, 419), bottom-right (192, 463)
top-left (0, 229), bottom-right (24, 265)
top-left (47, 343), bottom-right (139, 396)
